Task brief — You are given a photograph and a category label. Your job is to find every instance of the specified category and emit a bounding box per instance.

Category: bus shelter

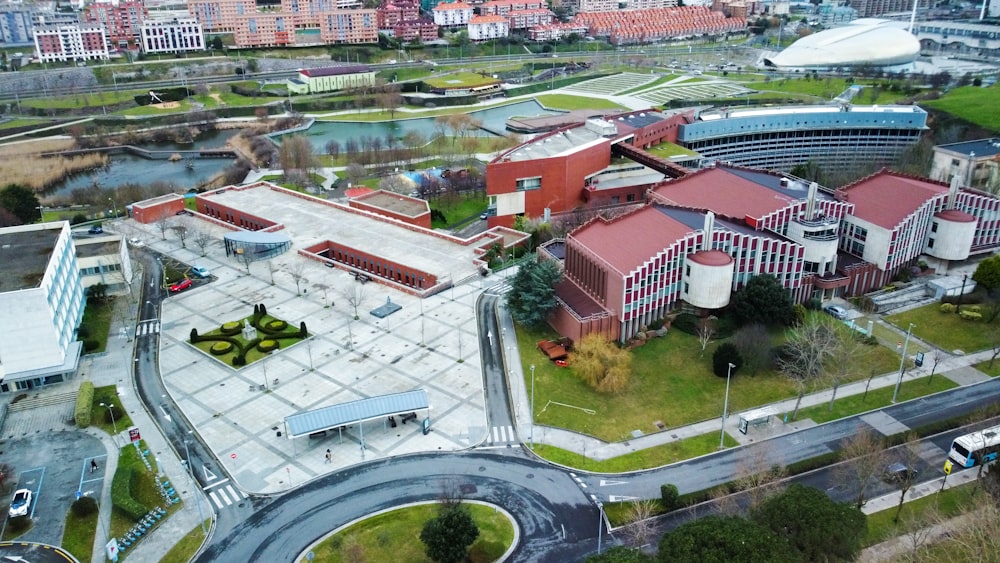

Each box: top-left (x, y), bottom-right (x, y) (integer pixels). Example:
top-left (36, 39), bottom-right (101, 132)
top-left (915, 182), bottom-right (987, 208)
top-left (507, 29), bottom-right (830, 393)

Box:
top-left (283, 389), bottom-right (430, 450)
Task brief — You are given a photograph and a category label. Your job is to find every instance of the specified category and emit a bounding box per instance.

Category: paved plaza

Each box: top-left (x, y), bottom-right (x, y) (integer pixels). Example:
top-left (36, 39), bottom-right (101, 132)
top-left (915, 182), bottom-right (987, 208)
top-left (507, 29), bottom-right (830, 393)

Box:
top-left (130, 218), bottom-right (497, 494)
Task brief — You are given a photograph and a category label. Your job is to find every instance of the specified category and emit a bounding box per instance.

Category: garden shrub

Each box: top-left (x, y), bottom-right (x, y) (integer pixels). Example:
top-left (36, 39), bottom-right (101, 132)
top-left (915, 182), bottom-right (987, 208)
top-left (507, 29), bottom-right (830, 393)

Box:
top-left (84, 339), bottom-right (100, 352)
top-left (940, 303), bottom-right (957, 313)
top-left (672, 313), bottom-right (698, 335)
top-left (661, 484), bottom-right (680, 511)
top-left (712, 343), bottom-right (743, 378)
top-left (959, 310), bottom-right (982, 321)
top-left (220, 321), bottom-right (242, 335)
top-left (258, 339), bottom-right (279, 352)
top-left (806, 297), bottom-right (822, 311)
top-left (965, 305), bottom-right (981, 313)
top-left (71, 496), bottom-right (98, 517)
top-left (210, 341), bottom-right (233, 355)
top-left (6, 516), bottom-right (31, 534)
top-left (299, 321), bottom-right (308, 338)
top-left (111, 467), bottom-right (148, 521)
top-left (266, 320), bottom-right (287, 331)
top-left (648, 318), bottom-right (666, 331)
top-left (75, 381), bottom-right (94, 428)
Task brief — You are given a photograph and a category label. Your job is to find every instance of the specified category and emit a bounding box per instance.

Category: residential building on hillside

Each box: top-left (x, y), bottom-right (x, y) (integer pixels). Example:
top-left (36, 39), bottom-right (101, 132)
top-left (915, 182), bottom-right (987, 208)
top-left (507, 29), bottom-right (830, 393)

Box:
top-left (676, 104), bottom-right (928, 174)
top-left (851, 0), bottom-right (927, 17)
top-left (467, 14), bottom-right (507, 40)
top-left (577, 0), bottom-right (618, 12)
top-left (82, 0), bottom-right (148, 48)
top-left (573, 6), bottom-right (745, 45)
top-left (526, 21), bottom-right (587, 40)
top-left (287, 65), bottom-right (376, 94)
top-left (930, 138), bottom-right (1000, 193)
top-left (507, 8), bottom-right (552, 29)
top-left (0, 4), bottom-right (34, 44)
top-left (378, 0), bottom-right (437, 41)
top-left (139, 16), bottom-right (204, 53)
top-left (624, 0), bottom-right (680, 9)
top-left (914, 21), bottom-right (1000, 58)
top-left (432, 1), bottom-right (473, 27)
top-left (34, 23), bottom-right (110, 62)
top-left (186, 0), bottom-right (377, 47)
top-left (479, 0), bottom-right (545, 16)
top-left (0, 222), bottom-right (85, 393)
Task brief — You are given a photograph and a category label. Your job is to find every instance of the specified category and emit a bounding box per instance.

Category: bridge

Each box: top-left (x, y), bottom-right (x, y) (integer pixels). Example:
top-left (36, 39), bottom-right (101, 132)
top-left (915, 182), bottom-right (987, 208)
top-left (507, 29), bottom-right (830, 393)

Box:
top-left (41, 145), bottom-right (237, 161)
top-left (612, 142), bottom-right (690, 179)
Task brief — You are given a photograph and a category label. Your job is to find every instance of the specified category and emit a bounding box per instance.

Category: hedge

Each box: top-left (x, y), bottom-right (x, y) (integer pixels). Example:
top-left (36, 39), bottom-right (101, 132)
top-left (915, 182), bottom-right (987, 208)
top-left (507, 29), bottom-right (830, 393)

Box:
top-left (111, 467), bottom-right (150, 521)
top-left (75, 381), bottom-right (95, 428)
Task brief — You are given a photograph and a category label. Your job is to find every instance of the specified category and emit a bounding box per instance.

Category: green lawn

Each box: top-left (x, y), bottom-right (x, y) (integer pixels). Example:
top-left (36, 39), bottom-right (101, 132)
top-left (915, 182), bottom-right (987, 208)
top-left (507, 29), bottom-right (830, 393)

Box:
top-left (424, 72), bottom-right (500, 89)
top-left (533, 432), bottom-right (738, 472)
top-left (533, 93), bottom-right (627, 111)
top-left (645, 142), bottom-right (699, 158)
top-left (864, 482), bottom-right (976, 546)
top-left (159, 519), bottom-right (211, 563)
top-left (78, 298), bottom-right (113, 353)
top-left (0, 118), bottom-right (55, 131)
top-left (795, 375), bottom-right (957, 424)
top-left (431, 193), bottom-right (488, 228)
top-left (116, 100), bottom-right (194, 116)
top-left (516, 320), bottom-right (902, 442)
top-left (886, 304), bottom-right (998, 353)
top-left (744, 77), bottom-right (913, 105)
top-left (22, 89), bottom-right (145, 109)
top-left (93, 385), bottom-right (135, 435)
top-left (300, 503), bottom-right (513, 563)
top-left (921, 84), bottom-right (1000, 133)
top-left (61, 508), bottom-right (98, 562)
top-left (191, 314), bottom-right (306, 367)
top-left (973, 360), bottom-right (1000, 377)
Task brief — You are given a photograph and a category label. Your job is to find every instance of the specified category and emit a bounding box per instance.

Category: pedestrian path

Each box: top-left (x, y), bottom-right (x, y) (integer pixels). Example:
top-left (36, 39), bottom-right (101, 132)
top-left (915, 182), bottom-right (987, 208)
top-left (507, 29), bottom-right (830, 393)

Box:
top-left (485, 425), bottom-right (518, 448)
top-left (135, 320), bottom-right (160, 337)
top-left (205, 481), bottom-right (248, 510)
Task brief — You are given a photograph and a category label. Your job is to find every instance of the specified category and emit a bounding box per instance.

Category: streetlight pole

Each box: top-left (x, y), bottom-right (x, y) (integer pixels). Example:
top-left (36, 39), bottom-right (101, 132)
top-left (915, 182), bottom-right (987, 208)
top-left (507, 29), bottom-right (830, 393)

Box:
top-left (99, 402), bottom-right (118, 435)
top-left (108, 196), bottom-right (118, 220)
top-left (596, 501), bottom-right (604, 555)
top-left (892, 323), bottom-right (915, 403)
top-left (184, 437), bottom-right (207, 535)
top-left (529, 364), bottom-right (535, 450)
top-left (720, 362), bottom-right (735, 449)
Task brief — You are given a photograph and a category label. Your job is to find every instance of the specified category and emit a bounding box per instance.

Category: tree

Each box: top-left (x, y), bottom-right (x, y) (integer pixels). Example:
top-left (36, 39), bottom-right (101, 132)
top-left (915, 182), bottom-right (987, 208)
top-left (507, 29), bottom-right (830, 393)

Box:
top-left (344, 163), bottom-right (367, 187)
top-left (732, 443), bottom-right (786, 512)
top-left (0, 184), bottom-right (40, 224)
top-left (728, 274), bottom-right (794, 327)
top-left (731, 324), bottom-right (772, 375)
top-left (890, 434), bottom-right (923, 523)
top-left (777, 317), bottom-right (838, 419)
top-left (572, 333), bottom-right (633, 393)
top-left (696, 319), bottom-right (715, 357)
top-left (752, 483), bottom-right (867, 562)
top-left (660, 484), bottom-right (680, 511)
top-left (836, 426), bottom-right (889, 509)
top-left (587, 546), bottom-right (654, 563)
top-left (973, 254), bottom-right (1000, 295)
top-left (712, 342), bottom-right (742, 378)
top-left (172, 223), bottom-right (189, 248)
top-left (419, 505), bottom-right (479, 563)
top-left (505, 256), bottom-right (562, 329)
top-left (278, 134), bottom-right (316, 174)
top-left (657, 516), bottom-right (795, 563)
top-left (376, 87), bottom-right (403, 120)
top-left (341, 283), bottom-right (368, 320)
top-left (192, 228), bottom-right (214, 256)
top-left (288, 261), bottom-right (307, 296)
top-left (826, 330), bottom-right (870, 410)
top-left (620, 500), bottom-right (659, 550)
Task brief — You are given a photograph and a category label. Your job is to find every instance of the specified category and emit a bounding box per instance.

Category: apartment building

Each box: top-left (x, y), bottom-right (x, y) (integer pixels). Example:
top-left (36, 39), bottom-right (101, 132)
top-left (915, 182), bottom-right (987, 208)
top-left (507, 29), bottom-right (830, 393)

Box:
top-left (479, 0), bottom-right (545, 16)
top-left (432, 1), bottom-right (473, 26)
top-left (0, 4), bottom-right (34, 44)
top-left (507, 8), bottom-right (551, 29)
top-left (378, 0), bottom-right (437, 42)
top-left (467, 14), bottom-right (507, 40)
top-left (34, 23), bottom-right (110, 62)
top-left (851, 0), bottom-right (927, 17)
top-left (930, 138), bottom-right (1000, 192)
top-left (187, 0), bottom-right (377, 47)
top-left (526, 21), bottom-right (587, 40)
top-left (82, 0), bottom-right (148, 48)
top-left (572, 6), bottom-right (745, 44)
top-left (140, 16), bottom-right (205, 53)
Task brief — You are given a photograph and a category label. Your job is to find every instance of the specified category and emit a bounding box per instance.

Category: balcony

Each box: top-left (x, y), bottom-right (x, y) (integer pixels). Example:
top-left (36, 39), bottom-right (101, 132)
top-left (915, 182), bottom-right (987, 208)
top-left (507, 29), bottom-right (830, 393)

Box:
top-left (810, 271), bottom-right (850, 290)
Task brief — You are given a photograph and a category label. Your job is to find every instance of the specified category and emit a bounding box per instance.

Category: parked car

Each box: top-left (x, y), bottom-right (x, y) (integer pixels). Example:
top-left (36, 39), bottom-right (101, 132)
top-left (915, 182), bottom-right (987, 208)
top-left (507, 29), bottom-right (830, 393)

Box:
top-left (88, 226), bottom-right (103, 234)
top-left (170, 278), bottom-right (193, 292)
top-left (883, 462), bottom-right (918, 484)
top-left (9, 489), bottom-right (31, 518)
top-left (191, 266), bottom-right (210, 278)
top-left (479, 212), bottom-right (489, 220)
top-left (823, 304), bottom-right (849, 320)
top-left (128, 237), bottom-right (143, 247)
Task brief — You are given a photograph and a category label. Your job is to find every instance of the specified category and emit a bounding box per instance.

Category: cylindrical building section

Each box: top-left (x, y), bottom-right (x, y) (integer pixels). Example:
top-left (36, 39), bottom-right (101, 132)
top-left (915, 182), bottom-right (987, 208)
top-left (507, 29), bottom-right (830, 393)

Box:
top-left (926, 210), bottom-right (976, 261)
top-left (683, 249), bottom-right (735, 309)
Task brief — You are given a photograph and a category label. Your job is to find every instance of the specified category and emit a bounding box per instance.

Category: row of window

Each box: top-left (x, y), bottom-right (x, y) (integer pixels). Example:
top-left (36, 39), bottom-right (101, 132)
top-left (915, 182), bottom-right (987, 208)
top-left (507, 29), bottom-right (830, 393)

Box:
top-left (327, 246), bottom-right (428, 288)
top-left (81, 263), bottom-right (122, 276)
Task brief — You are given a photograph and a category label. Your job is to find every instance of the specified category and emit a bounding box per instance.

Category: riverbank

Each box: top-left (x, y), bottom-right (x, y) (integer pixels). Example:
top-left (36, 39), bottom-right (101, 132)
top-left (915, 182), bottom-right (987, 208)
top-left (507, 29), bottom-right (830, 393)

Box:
top-left (0, 139), bottom-right (110, 191)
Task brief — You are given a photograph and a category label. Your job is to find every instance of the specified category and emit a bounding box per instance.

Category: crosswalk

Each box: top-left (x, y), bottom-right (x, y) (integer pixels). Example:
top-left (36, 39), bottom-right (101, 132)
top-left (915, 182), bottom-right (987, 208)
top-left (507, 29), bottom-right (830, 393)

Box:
top-left (135, 321), bottom-right (160, 337)
top-left (207, 483), bottom-right (247, 509)
top-left (487, 425), bottom-right (517, 447)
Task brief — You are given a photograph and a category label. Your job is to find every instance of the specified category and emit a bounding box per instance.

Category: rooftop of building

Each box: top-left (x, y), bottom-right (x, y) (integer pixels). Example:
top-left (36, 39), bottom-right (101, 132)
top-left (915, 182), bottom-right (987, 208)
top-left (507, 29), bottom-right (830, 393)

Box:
top-left (657, 205), bottom-right (785, 240)
top-left (433, 1), bottom-right (473, 9)
top-left (74, 235), bottom-right (122, 258)
top-left (198, 183), bottom-right (488, 282)
top-left (651, 165), bottom-right (831, 222)
top-left (836, 169), bottom-right (950, 230)
top-left (352, 190), bottom-right (428, 217)
top-left (0, 223), bottom-right (63, 294)
top-left (935, 137), bottom-right (1000, 158)
top-left (470, 14), bottom-right (506, 22)
top-left (299, 65), bottom-right (371, 78)
top-left (696, 104), bottom-right (926, 121)
top-left (569, 204), bottom-right (696, 274)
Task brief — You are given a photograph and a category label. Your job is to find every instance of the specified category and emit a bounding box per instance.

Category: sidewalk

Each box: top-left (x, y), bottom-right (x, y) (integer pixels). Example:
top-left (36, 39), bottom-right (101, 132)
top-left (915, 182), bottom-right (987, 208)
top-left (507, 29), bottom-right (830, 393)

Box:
top-left (80, 290), bottom-right (213, 562)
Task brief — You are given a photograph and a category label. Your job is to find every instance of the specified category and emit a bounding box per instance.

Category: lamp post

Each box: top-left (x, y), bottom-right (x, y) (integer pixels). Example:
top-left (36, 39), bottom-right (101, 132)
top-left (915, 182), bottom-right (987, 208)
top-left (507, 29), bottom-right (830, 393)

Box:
top-left (184, 436), bottom-right (207, 535)
top-left (529, 364), bottom-right (536, 450)
top-left (892, 323), bottom-right (915, 403)
top-left (956, 274), bottom-right (968, 313)
top-left (99, 402), bottom-right (118, 434)
top-left (596, 501), bottom-right (604, 555)
top-left (108, 196), bottom-right (118, 219)
top-left (720, 362), bottom-right (735, 449)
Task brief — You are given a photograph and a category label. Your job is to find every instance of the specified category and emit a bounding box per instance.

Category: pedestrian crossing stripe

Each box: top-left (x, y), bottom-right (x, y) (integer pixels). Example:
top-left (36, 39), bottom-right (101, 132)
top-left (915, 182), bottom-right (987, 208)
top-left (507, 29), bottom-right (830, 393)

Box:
top-left (209, 484), bottom-right (248, 509)
top-left (135, 322), bottom-right (160, 337)
top-left (490, 425), bottom-right (515, 444)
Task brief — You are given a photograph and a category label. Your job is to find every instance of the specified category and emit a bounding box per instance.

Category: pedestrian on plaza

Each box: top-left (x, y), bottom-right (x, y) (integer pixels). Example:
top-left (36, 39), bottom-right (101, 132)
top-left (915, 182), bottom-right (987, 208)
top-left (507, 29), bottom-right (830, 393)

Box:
top-left (90, 459), bottom-right (99, 473)
top-left (325, 449), bottom-right (332, 464)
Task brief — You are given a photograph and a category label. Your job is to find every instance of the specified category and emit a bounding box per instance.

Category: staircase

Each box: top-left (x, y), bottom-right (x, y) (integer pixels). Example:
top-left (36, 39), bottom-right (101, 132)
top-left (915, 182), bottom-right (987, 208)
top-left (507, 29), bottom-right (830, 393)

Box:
top-left (7, 391), bottom-right (77, 412)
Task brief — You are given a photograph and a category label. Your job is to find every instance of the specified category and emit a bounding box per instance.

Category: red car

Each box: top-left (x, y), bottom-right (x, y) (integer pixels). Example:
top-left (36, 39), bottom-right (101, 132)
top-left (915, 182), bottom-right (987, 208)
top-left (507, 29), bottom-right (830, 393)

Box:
top-left (169, 278), bottom-right (193, 292)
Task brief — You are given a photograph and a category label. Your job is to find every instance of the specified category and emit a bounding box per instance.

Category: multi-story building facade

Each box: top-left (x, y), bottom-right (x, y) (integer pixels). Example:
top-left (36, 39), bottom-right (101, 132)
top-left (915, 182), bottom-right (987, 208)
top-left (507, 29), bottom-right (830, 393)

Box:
top-left (0, 5), bottom-right (34, 44)
top-left (467, 14), bottom-right (507, 40)
top-left (378, 0), bottom-right (437, 42)
top-left (914, 20), bottom-right (1000, 59)
top-left (75, 234), bottom-right (135, 296)
top-left (507, 8), bottom-right (551, 30)
top-left (0, 222), bottom-right (85, 393)
top-left (139, 16), bottom-right (205, 53)
top-left (34, 23), bottom-right (110, 62)
top-left (676, 104), bottom-right (928, 174)
top-left (573, 6), bottom-right (745, 45)
top-left (526, 21), bottom-right (587, 41)
top-left (378, 0), bottom-right (419, 26)
top-left (186, 0), bottom-right (377, 47)
top-left (432, 1), bottom-right (473, 27)
top-left (577, 0), bottom-right (617, 12)
top-left (479, 0), bottom-right (545, 16)
top-left (851, 0), bottom-right (927, 17)
top-left (930, 138), bottom-right (1000, 193)
top-left (82, 0), bottom-right (148, 48)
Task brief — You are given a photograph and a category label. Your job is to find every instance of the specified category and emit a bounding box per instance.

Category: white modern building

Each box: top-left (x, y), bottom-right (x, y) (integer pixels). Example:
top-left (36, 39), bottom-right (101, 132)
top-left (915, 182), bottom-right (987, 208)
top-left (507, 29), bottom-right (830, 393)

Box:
top-left (432, 1), bottom-right (473, 27)
top-left (0, 222), bottom-right (85, 393)
top-left (139, 16), bottom-right (204, 54)
top-left (75, 234), bottom-right (135, 295)
top-left (33, 22), bottom-right (109, 62)
top-left (467, 14), bottom-right (508, 40)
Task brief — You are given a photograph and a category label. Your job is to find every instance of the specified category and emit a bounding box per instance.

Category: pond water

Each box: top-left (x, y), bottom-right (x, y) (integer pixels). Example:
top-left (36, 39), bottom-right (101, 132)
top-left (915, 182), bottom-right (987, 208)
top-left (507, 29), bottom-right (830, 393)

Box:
top-left (293, 100), bottom-right (557, 151)
top-left (47, 101), bottom-right (556, 197)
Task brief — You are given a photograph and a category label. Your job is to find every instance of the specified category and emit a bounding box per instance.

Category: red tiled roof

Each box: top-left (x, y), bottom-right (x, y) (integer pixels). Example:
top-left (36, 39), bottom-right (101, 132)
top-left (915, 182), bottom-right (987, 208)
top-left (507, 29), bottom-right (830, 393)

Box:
top-left (570, 205), bottom-right (694, 274)
top-left (688, 249), bottom-right (732, 266)
top-left (837, 170), bottom-right (949, 230)
top-left (935, 209), bottom-right (976, 223)
top-left (651, 167), bottom-right (796, 222)
top-left (433, 1), bottom-right (472, 9)
top-left (345, 187), bottom-right (375, 198)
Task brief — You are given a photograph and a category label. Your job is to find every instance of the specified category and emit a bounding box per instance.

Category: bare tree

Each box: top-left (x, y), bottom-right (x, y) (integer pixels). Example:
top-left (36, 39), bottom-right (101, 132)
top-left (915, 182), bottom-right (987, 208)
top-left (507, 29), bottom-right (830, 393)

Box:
top-left (620, 500), bottom-right (659, 549)
top-left (235, 248), bottom-right (253, 274)
top-left (267, 260), bottom-right (277, 285)
top-left (827, 330), bottom-right (870, 410)
top-left (342, 535), bottom-right (367, 563)
top-left (344, 163), bottom-right (366, 187)
top-left (379, 175), bottom-right (414, 194)
top-left (988, 327), bottom-right (1000, 369)
top-left (696, 319), bottom-right (715, 358)
top-left (172, 223), bottom-right (189, 248)
top-left (278, 134), bottom-right (316, 174)
top-left (287, 261), bottom-right (307, 296)
top-left (156, 214), bottom-right (172, 240)
top-left (778, 317), bottom-right (839, 419)
top-left (835, 426), bottom-right (889, 509)
top-left (192, 228), bottom-right (213, 256)
top-left (732, 443), bottom-right (786, 512)
top-left (341, 283), bottom-right (368, 320)
top-left (892, 433), bottom-right (924, 523)
top-left (927, 348), bottom-right (943, 384)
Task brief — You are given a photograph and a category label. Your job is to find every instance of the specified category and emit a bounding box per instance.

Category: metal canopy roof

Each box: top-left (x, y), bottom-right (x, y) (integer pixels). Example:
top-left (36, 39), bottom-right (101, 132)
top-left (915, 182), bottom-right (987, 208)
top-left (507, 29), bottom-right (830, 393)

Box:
top-left (283, 389), bottom-right (428, 439)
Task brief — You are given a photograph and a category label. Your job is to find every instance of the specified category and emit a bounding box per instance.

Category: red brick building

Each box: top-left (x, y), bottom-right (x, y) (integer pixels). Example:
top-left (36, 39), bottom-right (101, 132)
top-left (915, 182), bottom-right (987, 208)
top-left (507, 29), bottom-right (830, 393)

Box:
top-left (83, 0), bottom-right (148, 48)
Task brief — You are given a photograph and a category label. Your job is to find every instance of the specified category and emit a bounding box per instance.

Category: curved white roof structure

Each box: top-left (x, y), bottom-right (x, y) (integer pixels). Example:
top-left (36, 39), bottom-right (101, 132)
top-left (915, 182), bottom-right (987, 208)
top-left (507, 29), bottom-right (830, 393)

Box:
top-left (764, 20), bottom-right (920, 70)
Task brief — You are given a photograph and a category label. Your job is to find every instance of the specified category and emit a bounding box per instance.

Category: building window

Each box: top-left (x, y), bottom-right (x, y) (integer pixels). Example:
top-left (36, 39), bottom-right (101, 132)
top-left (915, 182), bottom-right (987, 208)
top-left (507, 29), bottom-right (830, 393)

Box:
top-left (515, 176), bottom-right (541, 191)
top-left (928, 238), bottom-right (935, 248)
top-left (931, 222), bottom-right (938, 233)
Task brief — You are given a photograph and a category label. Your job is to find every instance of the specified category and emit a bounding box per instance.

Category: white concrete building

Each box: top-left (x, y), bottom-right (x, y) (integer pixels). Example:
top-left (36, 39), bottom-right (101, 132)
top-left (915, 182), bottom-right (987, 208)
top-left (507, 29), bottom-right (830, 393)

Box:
top-left (432, 1), bottom-right (473, 27)
top-left (33, 22), bottom-right (109, 62)
top-left (139, 16), bottom-right (204, 54)
top-left (0, 223), bottom-right (85, 392)
top-left (467, 14), bottom-right (508, 40)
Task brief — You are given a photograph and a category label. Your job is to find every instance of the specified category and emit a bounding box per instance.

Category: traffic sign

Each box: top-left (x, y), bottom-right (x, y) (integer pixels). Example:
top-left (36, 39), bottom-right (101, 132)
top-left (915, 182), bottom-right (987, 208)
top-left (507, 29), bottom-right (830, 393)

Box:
top-left (943, 460), bottom-right (953, 475)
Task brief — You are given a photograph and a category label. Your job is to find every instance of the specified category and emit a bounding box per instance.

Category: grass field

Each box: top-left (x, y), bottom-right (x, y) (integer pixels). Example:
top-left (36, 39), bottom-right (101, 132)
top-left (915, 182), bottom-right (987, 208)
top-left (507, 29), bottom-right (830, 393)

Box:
top-left (533, 432), bottom-right (739, 472)
top-left (516, 318), bottom-right (902, 443)
top-left (921, 84), bottom-right (1000, 133)
top-left (78, 298), bottom-right (113, 354)
top-left (795, 375), bottom-right (957, 424)
top-left (431, 193), bottom-right (488, 228)
top-left (159, 520), bottom-right (210, 563)
top-left (93, 384), bottom-right (135, 434)
top-left (424, 72), bottom-right (501, 89)
top-left (533, 93), bottom-right (627, 111)
top-left (300, 503), bottom-right (514, 563)
top-left (744, 77), bottom-right (912, 105)
top-left (864, 482), bottom-right (976, 546)
top-left (0, 118), bottom-right (55, 131)
top-left (973, 360), bottom-right (1000, 376)
top-left (61, 507), bottom-right (98, 562)
top-left (117, 100), bottom-right (194, 116)
top-left (22, 89), bottom-right (145, 109)
top-left (886, 304), bottom-right (998, 353)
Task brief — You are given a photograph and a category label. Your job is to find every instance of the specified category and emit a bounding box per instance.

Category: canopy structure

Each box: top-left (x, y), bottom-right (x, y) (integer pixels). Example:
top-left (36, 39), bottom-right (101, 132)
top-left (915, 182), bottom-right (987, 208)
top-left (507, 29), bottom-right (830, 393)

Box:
top-left (283, 389), bottom-right (429, 439)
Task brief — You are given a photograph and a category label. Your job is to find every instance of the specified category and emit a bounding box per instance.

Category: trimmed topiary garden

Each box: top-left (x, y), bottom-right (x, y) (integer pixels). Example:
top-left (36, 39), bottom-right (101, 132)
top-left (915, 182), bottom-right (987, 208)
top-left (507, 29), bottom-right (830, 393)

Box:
top-left (189, 303), bottom-right (308, 367)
